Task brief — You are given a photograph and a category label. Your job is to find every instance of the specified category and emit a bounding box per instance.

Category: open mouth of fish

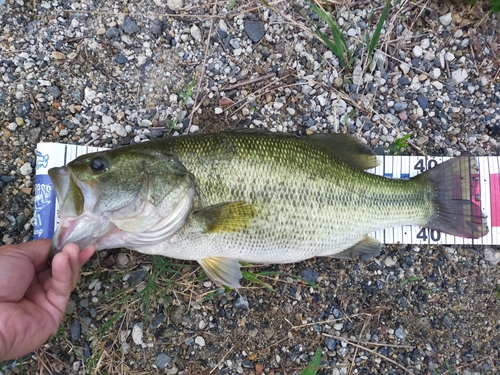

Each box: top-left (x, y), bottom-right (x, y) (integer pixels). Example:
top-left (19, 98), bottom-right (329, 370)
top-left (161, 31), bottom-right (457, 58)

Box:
top-left (48, 165), bottom-right (194, 259)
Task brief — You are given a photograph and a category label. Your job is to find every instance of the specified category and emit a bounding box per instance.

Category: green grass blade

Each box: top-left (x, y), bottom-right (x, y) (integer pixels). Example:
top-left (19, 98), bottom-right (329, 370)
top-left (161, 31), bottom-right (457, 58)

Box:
top-left (301, 346), bottom-right (322, 375)
top-left (310, 2), bottom-right (348, 65)
top-left (368, 0), bottom-right (392, 56)
top-left (241, 271), bottom-right (275, 291)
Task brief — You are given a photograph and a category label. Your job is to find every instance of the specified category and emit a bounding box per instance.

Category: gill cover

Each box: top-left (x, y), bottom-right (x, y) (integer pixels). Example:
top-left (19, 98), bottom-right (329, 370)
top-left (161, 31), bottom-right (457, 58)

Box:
top-left (49, 147), bottom-right (195, 258)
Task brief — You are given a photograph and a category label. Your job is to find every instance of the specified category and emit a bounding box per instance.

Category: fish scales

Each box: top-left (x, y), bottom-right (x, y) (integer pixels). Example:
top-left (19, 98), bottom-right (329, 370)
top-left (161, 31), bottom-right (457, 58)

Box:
top-left (48, 131), bottom-right (488, 287)
top-left (133, 132), bottom-right (433, 262)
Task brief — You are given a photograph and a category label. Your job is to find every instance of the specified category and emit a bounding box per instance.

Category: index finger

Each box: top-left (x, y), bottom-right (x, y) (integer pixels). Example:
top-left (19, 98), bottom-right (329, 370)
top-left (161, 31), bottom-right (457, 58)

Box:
top-left (4, 239), bottom-right (52, 272)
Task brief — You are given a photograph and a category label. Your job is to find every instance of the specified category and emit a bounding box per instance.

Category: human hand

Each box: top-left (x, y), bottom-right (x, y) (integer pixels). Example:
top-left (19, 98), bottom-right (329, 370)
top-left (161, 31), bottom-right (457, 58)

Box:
top-left (0, 239), bottom-right (95, 361)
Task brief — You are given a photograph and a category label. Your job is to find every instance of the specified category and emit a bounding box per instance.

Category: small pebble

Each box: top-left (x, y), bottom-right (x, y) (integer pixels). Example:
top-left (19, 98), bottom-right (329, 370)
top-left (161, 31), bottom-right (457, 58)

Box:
top-left (195, 336), bottom-right (206, 347)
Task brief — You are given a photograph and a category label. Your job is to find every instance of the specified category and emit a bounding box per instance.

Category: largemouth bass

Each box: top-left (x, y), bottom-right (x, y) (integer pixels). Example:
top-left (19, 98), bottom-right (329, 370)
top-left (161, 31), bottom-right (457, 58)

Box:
top-left (48, 131), bottom-right (488, 287)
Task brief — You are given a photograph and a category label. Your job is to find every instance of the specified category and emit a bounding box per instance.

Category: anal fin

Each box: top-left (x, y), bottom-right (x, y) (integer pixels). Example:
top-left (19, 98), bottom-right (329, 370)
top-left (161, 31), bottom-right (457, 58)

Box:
top-left (330, 236), bottom-right (382, 261)
top-left (199, 257), bottom-right (243, 288)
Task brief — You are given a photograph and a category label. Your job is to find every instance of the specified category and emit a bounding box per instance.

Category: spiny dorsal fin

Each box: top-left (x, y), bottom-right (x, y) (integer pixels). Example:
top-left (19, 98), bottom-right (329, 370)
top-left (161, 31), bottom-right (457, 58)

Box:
top-left (224, 129), bottom-right (379, 170)
top-left (306, 133), bottom-right (379, 170)
top-left (192, 201), bottom-right (256, 233)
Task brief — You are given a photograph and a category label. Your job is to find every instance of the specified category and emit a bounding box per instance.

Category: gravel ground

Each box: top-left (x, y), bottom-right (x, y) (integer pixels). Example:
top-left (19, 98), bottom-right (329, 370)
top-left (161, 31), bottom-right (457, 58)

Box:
top-left (1, 0), bottom-right (500, 374)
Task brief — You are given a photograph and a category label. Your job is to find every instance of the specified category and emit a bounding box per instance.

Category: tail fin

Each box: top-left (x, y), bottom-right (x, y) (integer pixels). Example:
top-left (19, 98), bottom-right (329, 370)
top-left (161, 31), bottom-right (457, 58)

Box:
top-left (417, 157), bottom-right (489, 239)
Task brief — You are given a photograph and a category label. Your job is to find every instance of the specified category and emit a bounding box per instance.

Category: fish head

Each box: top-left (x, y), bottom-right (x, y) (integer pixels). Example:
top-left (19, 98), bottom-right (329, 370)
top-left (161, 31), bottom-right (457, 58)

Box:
top-left (48, 146), bottom-right (195, 258)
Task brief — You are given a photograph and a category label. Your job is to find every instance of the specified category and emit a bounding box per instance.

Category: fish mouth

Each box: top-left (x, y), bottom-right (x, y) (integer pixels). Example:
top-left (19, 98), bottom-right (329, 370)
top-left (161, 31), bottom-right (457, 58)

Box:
top-left (48, 166), bottom-right (108, 259)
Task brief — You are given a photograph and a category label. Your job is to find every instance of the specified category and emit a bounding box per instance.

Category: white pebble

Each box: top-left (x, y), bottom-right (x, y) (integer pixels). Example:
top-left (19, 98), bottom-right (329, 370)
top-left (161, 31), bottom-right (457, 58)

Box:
top-left (195, 336), bottom-right (205, 347)
top-left (384, 256), bottom-right (397, 267)
top-left (334, 323), bottom-right (344, 330)
top-left (294, 43), bottom-right (304, 53)
top-left (190, 24), bottom-right (202, 41)
top-left (412, 45), bottom-right (422, 58)
top-left (214, 107), bottom-right (223, 114)
top-left (286, 107), bottom-right (295, 115)
top-left (113, 123), bottom-right (128, 137)
top-left (132, 324), bottom-right (144, 346)
top-left (8, 122), bottom-right (17, 131)
top-left (167, 0), bottom-right (183, 11)
top-left (20, 162), bottom-right (33, 176)
top-left (219, 19), bottom-right (228, 32)
top-left (429, 67), bottom-right (441, 79)
top-left (399, 62), bottom-right (410, 74)
top-left (101, 115), bottom-right (113, 125)
top-left (84, 87), bottom-right (96, 101)
top-left (451, 68), bottom-right (468, 84)
top-left (439, 12), bottom-right (452, 26)
top-left (420, 38), bottom-right (430, 49)
top-left (431, 81), bottom-right (444, 90)
top-left (189, 125), bottom-right (199, 133)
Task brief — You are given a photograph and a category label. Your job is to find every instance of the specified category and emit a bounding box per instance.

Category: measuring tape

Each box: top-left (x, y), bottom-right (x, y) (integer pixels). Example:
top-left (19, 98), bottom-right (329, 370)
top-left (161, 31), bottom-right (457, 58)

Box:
top-left (34, 143), bottom-right (500, 246)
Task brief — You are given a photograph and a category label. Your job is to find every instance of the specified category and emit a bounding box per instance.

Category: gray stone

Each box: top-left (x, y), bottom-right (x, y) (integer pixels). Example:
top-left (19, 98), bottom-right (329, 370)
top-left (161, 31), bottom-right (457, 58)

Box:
top-left (300, 268), bottom-right (319, 283)
top-left (234, 295), bottom-right (249, 310)
top-left (416, 95), bottom-right (428, 110)
top-left (18, 103), bottom-right (31, 117)
top-left (244, 20), bottom-right (265, 43)
top-left (395, 327), bottom-right (407, 340)
top-left (71, 319), bottom-right (81, 341)
top-left (105, 27), bottom-right (119, 39)
top-left (130, 269), bottom-right (147, 286)
top-left (451, 68), bottom-right (468, 84)
top-left (151, 20), bottom-right (163, 36)
top-left (156, 353), bottom-right (171, 369)
top-left (393, 102), bottom-right (407, 112)
top-left (47, 86), bottom-right (62, 99)
top-left (116, 54), bottom-right (128, 64)
top-left (122, 17), bottom-right (140, 34)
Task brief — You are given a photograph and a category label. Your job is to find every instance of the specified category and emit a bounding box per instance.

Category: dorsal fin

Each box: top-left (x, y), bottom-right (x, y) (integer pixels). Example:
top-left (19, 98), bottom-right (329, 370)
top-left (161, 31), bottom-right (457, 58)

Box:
top-left (224, 129), bottom-right (379, 171)
top-left (306, 133), bottom-right (379, 170)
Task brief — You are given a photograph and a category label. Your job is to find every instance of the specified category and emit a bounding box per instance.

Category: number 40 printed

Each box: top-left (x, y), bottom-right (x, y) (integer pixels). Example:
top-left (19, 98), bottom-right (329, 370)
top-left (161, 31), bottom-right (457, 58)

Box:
top-left (414, 159), bottom-right (442, 242)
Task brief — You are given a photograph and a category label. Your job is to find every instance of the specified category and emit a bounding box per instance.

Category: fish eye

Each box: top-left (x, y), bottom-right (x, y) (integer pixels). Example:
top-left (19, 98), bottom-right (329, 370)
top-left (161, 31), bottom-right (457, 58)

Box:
top-left (90, 157), bottom-right (108, 173)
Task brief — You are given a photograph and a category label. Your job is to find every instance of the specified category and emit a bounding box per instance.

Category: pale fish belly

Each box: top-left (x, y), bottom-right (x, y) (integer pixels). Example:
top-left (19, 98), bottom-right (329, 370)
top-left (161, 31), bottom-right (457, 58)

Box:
top-left (133, 195), bottom-right (426, 263)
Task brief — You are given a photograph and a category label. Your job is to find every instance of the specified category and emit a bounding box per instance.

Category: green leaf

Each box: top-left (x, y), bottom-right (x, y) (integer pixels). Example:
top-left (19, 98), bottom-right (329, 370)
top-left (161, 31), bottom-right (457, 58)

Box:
top-left (241, 271), bottom-right (275, 291)
top-left (310, 2), bottom-right (349, 67)
top-left (301, 346), bottom-right (322, 375)
top-left (402, 276), bottom-right (420, 286)
top-left (368, 0), bottom-right (392, 56)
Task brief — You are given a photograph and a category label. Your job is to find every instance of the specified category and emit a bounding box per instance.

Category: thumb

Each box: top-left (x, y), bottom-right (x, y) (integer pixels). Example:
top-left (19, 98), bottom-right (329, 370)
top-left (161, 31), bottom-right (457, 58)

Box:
top-left (45, 244), bottom-right (80, 314)
top-left (46, 244), bottom-right (94, 314)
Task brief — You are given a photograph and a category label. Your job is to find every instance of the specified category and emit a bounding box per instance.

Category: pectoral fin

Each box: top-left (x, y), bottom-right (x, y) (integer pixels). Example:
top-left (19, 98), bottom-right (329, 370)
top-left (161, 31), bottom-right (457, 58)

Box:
top-left (199, 257), bottom-right (243, 288)
top-left (192, 201), bottom-right (256, 233)
top-left (330, 236), bottom-right (382, 261)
